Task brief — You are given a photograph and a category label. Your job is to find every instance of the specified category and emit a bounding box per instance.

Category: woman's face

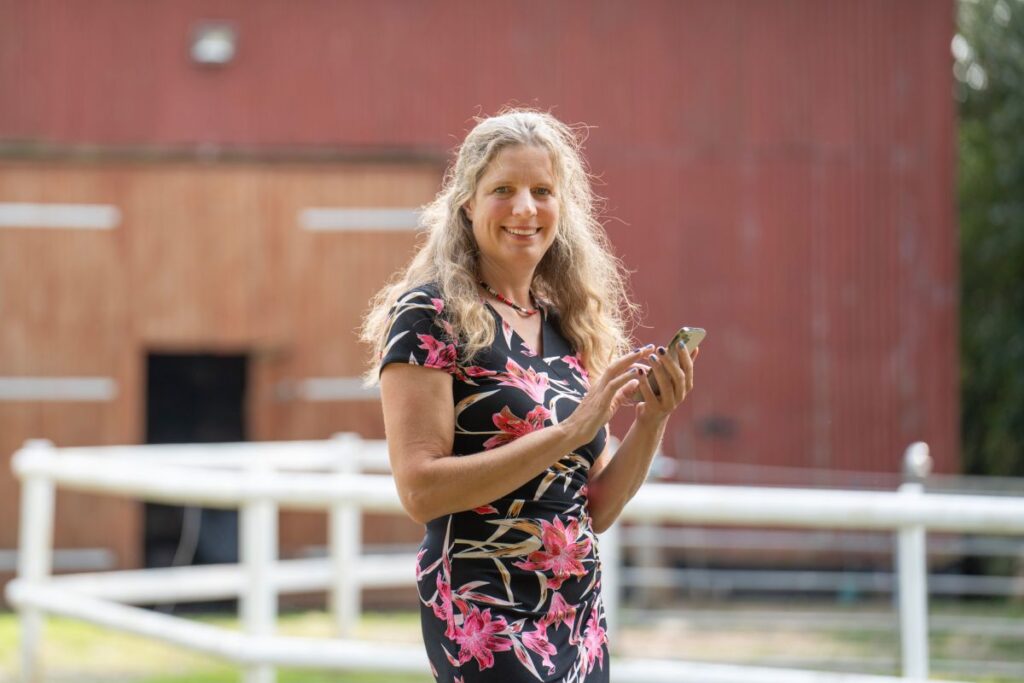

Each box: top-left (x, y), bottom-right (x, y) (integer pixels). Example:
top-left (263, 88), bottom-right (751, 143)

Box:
top-left (465, 144), bottom-right (559, 274)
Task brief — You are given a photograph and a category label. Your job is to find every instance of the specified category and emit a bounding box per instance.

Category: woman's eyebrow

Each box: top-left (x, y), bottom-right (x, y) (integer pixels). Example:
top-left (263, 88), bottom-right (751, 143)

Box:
top-left (486, 177), bottom-right (554, 186)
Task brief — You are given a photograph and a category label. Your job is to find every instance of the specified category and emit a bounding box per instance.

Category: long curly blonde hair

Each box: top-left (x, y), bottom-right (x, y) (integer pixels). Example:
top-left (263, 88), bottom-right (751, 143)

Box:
top-left (361, 108), bottom-right (637, 383)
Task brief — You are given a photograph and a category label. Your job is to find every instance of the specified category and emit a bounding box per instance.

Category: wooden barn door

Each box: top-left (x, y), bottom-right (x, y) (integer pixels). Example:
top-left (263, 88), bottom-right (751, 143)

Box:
top-left (0, 158), bottom-right (440, 578)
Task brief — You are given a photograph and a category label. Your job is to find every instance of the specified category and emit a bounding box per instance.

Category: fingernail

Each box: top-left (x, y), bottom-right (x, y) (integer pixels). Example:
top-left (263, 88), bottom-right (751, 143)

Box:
top-left (649, 354), bottom-right (657, 362)
top-left (633, 367), bottom-right (640, 374)
top-left (657, 346), bottom-right (666, 355)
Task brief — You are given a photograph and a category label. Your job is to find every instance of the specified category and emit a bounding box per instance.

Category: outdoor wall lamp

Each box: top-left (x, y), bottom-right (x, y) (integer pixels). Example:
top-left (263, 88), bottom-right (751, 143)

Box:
top-left (190, 21), bottom-right (237, 66)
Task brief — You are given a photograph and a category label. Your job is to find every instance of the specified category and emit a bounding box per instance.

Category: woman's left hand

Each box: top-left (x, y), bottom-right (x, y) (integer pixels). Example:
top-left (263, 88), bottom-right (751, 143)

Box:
top-left (634, 343), bottom-right (699, 423)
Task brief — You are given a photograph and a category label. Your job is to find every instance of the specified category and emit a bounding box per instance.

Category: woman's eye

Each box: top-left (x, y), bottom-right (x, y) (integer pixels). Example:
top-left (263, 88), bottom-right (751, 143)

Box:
top-left (533, 187), bottom-right (552, 196)
top-left (494, 186), bottom-right (511, 194)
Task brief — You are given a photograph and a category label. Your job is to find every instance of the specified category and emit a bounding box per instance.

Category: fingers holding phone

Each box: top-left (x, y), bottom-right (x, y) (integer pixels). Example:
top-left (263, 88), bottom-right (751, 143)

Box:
top-left (651, 345), bottom-right (683, 405)
top-left (563, 346), bottom-right (650, 448)
top-left (678, 341), bottom-right (697, 394)
top-left (632, 327), bottom-right (704, 412)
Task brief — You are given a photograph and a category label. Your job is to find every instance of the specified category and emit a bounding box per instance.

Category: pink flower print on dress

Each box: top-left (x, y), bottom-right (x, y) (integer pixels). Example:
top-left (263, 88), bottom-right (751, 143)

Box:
top-left (431, 298), bottom-right (444, 314)
top-left (452, 606), bottom-right (513, 671)
top-left (541, 591), bottom-right (577, 630)
top-left (417, 334), bottom-right (457, 373)
top-left (512, 517), bottom-right (592, 590)
top-left (414, 548), bottom-right (427, 582)
top-left (482, 405), bottom-right (550, 450)
top-left (582, 606), bottom-right (608, 673)
top-left (496, 358), bottom-right (549, 403)
top-left (433, 571), bottom-right (463, 640)
top-left (450, 363), bottom-right (497, 385)
top-left (472, 504), bottom-right (499, 515)
top-left (561, 354), bottom-right (590, 388)
top-left (432, 571), bottom-right (453, 623)
top-left (522, 622), bottom-right (558, 674)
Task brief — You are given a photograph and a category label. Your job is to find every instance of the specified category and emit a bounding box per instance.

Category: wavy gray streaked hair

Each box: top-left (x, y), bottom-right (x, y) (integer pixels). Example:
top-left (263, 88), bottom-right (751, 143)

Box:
top-left (361, 108), bottom-right (638, 383)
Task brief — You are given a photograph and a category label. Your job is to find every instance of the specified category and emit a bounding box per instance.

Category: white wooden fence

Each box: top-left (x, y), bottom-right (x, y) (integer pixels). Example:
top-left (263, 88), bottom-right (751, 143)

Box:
top-left (8, 435), bottom-right (1024, 683)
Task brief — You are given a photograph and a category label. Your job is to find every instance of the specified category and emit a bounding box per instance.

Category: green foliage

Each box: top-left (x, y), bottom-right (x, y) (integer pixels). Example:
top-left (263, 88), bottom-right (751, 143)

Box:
top-left (957, 0), bottom-right (1024, 477)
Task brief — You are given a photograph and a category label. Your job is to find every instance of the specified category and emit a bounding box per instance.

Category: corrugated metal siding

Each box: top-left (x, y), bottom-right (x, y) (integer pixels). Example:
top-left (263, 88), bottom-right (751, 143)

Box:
top-left (0, 0), bottom-right (957, 484)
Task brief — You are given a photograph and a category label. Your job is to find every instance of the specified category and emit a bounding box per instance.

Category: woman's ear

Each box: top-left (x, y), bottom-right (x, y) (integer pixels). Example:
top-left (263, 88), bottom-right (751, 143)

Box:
top-left (463, 199), bottom-right (474, 222)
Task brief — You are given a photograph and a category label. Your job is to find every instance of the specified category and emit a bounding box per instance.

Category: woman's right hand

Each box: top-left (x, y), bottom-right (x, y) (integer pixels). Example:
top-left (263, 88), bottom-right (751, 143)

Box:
top-left (562, 346), bottom-right (652, 449)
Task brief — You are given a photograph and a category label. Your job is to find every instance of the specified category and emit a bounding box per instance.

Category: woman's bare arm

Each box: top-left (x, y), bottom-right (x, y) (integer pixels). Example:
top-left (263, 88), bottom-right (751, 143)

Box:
top-left (587, 344), bottom-right (698, 533)
top-left (382, 363), bottom-right (581, 523)
top-left (587, 416), bottom-right (668, 533)
top-left (381, 349), bottom-right (645, 524)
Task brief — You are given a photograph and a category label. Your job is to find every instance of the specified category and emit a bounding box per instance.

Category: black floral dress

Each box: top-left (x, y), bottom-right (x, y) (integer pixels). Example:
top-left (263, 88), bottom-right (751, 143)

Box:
top-left (380, 284), bottom-right (610, 683)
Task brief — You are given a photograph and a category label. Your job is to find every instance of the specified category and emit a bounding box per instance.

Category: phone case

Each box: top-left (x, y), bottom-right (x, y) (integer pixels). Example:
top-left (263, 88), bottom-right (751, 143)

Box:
top-left (633, 327), bottom-right (705, 401)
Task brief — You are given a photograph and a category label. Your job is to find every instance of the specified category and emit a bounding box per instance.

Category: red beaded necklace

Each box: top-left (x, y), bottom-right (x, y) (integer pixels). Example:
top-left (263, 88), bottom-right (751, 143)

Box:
top-left (479, 280), bottom-right (539, 317)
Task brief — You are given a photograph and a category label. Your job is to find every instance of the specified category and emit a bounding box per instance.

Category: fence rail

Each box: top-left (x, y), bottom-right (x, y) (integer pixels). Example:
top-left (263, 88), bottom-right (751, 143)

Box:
top-left (8, 436), bottom-right (1023, 683)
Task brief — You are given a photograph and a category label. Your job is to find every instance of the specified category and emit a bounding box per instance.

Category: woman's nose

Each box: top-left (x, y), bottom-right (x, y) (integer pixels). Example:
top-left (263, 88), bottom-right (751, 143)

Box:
top-left (511, 189), bottom-right (537, 218)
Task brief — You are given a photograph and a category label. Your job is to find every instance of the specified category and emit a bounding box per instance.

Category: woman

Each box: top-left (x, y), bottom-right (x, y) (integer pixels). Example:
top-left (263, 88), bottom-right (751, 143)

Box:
top-left (361, 109), bottom-right (697, 683)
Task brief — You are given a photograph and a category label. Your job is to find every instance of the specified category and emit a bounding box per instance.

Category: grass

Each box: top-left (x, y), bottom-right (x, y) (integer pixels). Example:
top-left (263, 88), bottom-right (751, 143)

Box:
top-left (140, 675), bottom-right (425, 683)
top-left (0, 611), bottom-right (431, 683)
top-left (0, 601), bottom-right (1021, 682)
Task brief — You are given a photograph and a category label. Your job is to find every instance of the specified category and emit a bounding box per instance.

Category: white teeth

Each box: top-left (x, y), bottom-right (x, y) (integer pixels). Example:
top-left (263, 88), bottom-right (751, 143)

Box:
top-left (504, 227), bottom-right (540, 236)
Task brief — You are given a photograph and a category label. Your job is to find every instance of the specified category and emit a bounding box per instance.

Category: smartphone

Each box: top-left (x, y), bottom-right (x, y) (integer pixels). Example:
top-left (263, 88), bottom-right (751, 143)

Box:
top-left (633, 327), bottom-right (705, 401)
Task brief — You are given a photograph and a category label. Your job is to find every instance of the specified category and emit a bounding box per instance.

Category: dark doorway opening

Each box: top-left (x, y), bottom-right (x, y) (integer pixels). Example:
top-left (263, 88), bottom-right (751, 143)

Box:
top-left (144, 353), bottom-right (247, 608)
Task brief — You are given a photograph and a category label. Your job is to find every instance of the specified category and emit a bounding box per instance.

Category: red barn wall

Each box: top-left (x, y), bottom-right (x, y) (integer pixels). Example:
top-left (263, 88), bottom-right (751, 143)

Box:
top-left (0, 0), bottom-right (957, 561)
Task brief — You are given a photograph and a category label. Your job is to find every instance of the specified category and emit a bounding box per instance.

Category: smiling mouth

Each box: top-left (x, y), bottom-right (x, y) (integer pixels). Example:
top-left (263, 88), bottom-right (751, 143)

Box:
top-left (502, 226), bottom-right (541, 236)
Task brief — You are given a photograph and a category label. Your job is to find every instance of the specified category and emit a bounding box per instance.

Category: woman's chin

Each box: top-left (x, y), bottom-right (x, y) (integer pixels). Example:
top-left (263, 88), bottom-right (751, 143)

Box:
top-left (496, 248), bottom-right (548, 270)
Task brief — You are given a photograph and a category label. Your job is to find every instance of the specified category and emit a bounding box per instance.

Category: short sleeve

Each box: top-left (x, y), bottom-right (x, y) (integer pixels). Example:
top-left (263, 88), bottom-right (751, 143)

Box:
top-left (379, 286), bottom-right (459, 376)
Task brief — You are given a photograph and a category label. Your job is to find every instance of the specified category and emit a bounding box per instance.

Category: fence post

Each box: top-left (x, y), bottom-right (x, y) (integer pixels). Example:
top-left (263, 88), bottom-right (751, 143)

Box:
top-left (897, 441), bottom-right (932, 680)
top-left (329, 432), bottom-right (362, 637)
top-left (240, 460), bottom-right (278, 683)
top-left (633, 447), bottom-right (668, 608)
top-left (16, 440), bottom-right (57, 683)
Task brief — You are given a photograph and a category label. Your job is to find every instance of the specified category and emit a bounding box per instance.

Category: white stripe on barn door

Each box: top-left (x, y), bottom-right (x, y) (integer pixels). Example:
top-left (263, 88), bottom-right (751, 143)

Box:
top-left (298, 207), bottom-right (421, 232)
top-left (0, 203), bottom-right (121, 230)
top-left (0, 377), bottom-right (118, 401)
